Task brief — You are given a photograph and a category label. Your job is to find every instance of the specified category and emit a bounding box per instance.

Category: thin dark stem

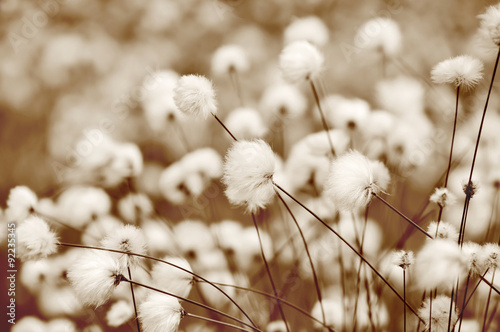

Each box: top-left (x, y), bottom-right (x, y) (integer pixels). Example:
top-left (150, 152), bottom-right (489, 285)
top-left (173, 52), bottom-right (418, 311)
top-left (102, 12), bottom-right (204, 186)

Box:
top-left (120, 276), bottom-right (262, 332)
top-left (251, 212), bottom-right (290, 332)
top-left (57, 243), bottom-right (257, 328)
top-left (482, 270), bottom-right (496, 332)
top-left (373, 193), bottom-right (433, 239)
top-left (353, 208), bottom-right (370, 331)
top-left (273, 183), bottom-right (426, 324)
top-left (447, 287), bottom-right (455, 332)
top-left (444, 86), bottom-right (460, 189)
top-left (212, 113), bottom-right (238, 142)
top-left (275, 190), bottom-right (326, 326)
top-left (185, 312), bottom-right (253, 332)
top-left (309, 80), bottom-right (336, 157)
top-left (199, 281), bottom-right (335, 331)
top-left (403, 269), bottom-right (406, 332)
top-left (458, 272), bottom-right (471, 332)
top-left (127, 265), bottom-right (141, 332)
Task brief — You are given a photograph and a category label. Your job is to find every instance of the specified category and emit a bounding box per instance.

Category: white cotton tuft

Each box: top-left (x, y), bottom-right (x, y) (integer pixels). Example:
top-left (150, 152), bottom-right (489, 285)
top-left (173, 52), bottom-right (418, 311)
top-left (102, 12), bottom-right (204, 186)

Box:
top-left (414, 239), bottom-right (467, 291)
top-left (431, 55), bottom-right (484, 89)
top-left (81, 215), bottom-right (123, 246)
top-left (17, 215), bottom-right (58, 261)
top-left (138, 292), bottom-right (183, 332)
top-left (283, 16), bottom-right (330, 47)
top-left (235, 227), bottom-right (273, 272)
top-left (46, 318), bottom-right (77, 332)
top-left (118, 193), bottom-right (154, 224)
top-left (173, 74), bottom-right (217, 119)
top-left (12, 316), bottom-right (47, 332)
top-left (20, 259), bottom-right (50, 294)
top-left (225, 107), bottom-right (268, 139)
top-left (392, 250), bottom-right (414, 270)
top-left (356, 18), bottom-right (402, 57)
top-left (57, 186), bottom-right (111, 228)
top-left (68, 250), bottom-right (123, 307)
top-left (477, 4), bottom-right (500, 55)
top-left (6, 185), bottom-right (37, 222)
top-left (279, 40), bottom-right (324, 84)
top-left (325, 150), bottom-right (390, 211)
top-left (430, 187), bottom-right (457, 208)
top-left (482, 243), bottom-right (500, 270)
top-left (266, 320), bottom-right (288, 332)
top-left (198, 269), bottom-right (236, 307)
top-left (211, 44), bottom-right (250, 76)
top-left (418, 295), bottom-right (458, 332)
top-left (222, 139), bottom-right (277, 213)
top-left (159, 162), bottom-right (190, 205)
top-left (151, 256), bottom-right (193, 298)
top-left (141, 219), bottom-right (177, 256)
top-left (318, 94), bottom-right (371, 131)
top-left (106, 300), bottom-right (134, 327)
top-left (311, 298), bottom-right (345, 330)
top-left (426, 221), bottom-right (459, 242)
top-left (360, 110), bottom-right (395, 139)
top-left (174, 220), bottom-right (216, 259)
top-left (101, 224), bottom-right (147, 269)
top-left (259, 83), bottom-right (307, 119)
top-left (462, 241), bottom-right (488, 276)
top-left (376, 76), bottom-right (425, 116)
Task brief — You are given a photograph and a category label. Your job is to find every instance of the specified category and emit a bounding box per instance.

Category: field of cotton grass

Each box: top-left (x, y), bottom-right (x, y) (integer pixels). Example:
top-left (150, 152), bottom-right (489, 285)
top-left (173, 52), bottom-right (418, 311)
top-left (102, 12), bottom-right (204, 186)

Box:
top-left (3, 0), bottom-right (500, 331)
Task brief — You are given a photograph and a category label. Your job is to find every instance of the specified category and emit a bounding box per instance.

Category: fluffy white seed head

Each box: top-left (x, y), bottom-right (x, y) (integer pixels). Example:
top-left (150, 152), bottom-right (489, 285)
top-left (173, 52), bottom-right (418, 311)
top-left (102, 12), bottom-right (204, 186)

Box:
top-left (173, 74), bottom-right (217, 119)
top-left (283, 16), bottom-right (330, 47)
top-left (101, 225), bottom-right (147, 269)
top-left (319, 94), bottom-right (371, 131)
top-left (68, 250), bottom-right (123, 307)
top-left (477, 4), bottom-right (500, 54)
top-left (462, 241), bottom-right (488, 276)
top-left (211, 44), bottom-right (250, 76)
top-left (426, 221), bottom-right (459, 242)
top-left (57, 186), bottom-right (111, 228)
top-left (279, 40), bottom-right (324, 84)
top-left (356, 18), bottom-right (402, 57)
top-left (325, 150), bottom-right (390, 211)
top-left (418, 295), bottom-right (458, 332)
top-left (482, 243), bottom-right (500, 270)
top-left (81, 215), bottom-right (123, 247)
top-left (138, 292), bottom-right (183, 332)
top-left (266, 320), bottom-right (288, 332)
top-left (430, 187), bottom-right (457, 208)
top-left (46, 318), bottom-right (77, 332)
top-left (151, 256), bottom-right (193, 298)
top-left (222, 139), bottom-right (277, 213)
top-left (17, 216), bottom-right (58, 261)
top-left (6, 185), bottom-right (37, 222)
top-left (225, 107), bottom-right (268, 140)
top-left (12, 316), bottom-right (47, 332)
top-left (259, 83), bottom-right (307, 119)
top-left (106, 300), bottom-right (134, 328)
top-left (392, 250), bottom-right (415, 270)
top-left (431, 55), bottom-right (484, 89)
top-left (20, 259), bottom-right (50, 294)
top-left (376, 76), bottom-right (425, 116)
top-left (174, 220), bottom-right (216, 259)
top-left (118, 193), bottom-right (154, 224)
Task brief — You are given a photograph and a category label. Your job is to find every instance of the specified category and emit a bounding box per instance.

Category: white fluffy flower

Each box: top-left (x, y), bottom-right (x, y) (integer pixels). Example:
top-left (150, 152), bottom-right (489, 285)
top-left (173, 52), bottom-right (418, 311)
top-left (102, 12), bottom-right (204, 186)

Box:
top-left (430, 187), bottom-right (457, 208)
top-left (68, 250), bottom-right (123, 307)
top-left (6, 185), bottom-right (37, 222)
top-left (81, 215), bottom-right (123, 246)
top-left (138, 292), bottom-right (183, 332)
top-left (118, 193), bottom-right (154, 224)
top-left (57, 186), bottom-right (111, 228)
top-left (477, 4), bottom-right (500, 54)
top-left (12, 316), bottom-right (47, 332)
top-left (151, 256), bottom-right (193, 298)
top-left (482, 243), bottom-right (500, 270)
top-left (46, 318), bottom-right (77, 332)
top-left (266, 320), bottom-right (288, 332)
top-left (173, 74), bottom-right (217, 119)
top-left (392, 250), bottom-right (414, 270)
top-left (356, 18), bottom-right (402, 57)
top-left (101, 225), bottom-right (147, 268)
top-left (462, 242), bottom-right (487, 276)
top-left (211, 44), bottom-right (250, 76)
top-left (279, 40), bottom-right (324, 83)
top-left (418, 295), bottom-right (457, 332)
top-left (431, 55), bottom-right (484, 89)
top-left (141, 219), bottom-right (177, 256)
top-left (283, 16), bottom-right (330, 47)
top-left (222, 140), bottom-right (277, 213)
top-left (319, 95), bottom-right (371, 131)
top-left (325, 150), bottom-right (390, 211)
top-left (20, 259), bottom-right (50, 294)
top-left (181, 148), bottom-right (223, 178)
top-left (259, 83), bottom-right (307, 119)
top-left (106, 300), bottom-right (134, 327)
top-left (225, 107), bottom-right (268, 139)
top-left (426, 221), bottom-right (459, 242)
top-left (376, 76), bottom-right (425, 116)
top-left (198, 270), bottom-right (236, 307)
top-left (17, 216), bottom-right (58, 261)
top-left (174, 220), bottom-right (215, 259)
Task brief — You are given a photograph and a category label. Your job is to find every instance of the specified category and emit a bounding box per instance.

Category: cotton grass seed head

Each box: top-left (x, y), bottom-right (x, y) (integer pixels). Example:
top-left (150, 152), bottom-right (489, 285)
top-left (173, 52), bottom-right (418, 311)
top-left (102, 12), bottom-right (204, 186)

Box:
top-left (222, 139), bottom-right (277, 213)
top-left (211, 44), bottom-right (250, 76)
top-left (430, 187), bottom-right (457, 208)
top-left (138, 292), bottom-right (183, 332)
top-left (67, 250), bottom-right (123, 307)
top-left (151, 256), bottom-right (193, 298)
top-left (462, 241), bottom-right (487, 276)
top-left (392, 250), bottom-right (414, 270)
top-left (482, 243), bottom-right (500, 270)
top-left (106, 300), bottom-right (134, 328)
top-left (101, 224), bottom-right (147, 268)
top-left (17, 215), bottom-right (58, 261)
top-left (426, 221), bottom-right (459, 242)
top-left (279, 40), bottom-right (324, 84)
top-left (173, 74), bottom-right (217, 119)
top-left (6, 185), bottom-right (37, 222)
top-left (478, 4), bottom-right (500, 52)
top-left (431, 55), bottom-right (484, 89)
top-left (325, 150), bottom-right (390, 211)
top-left (418, 295), bottom-right (458, 332)
top-left (283, 16), bottom-right (330, 47)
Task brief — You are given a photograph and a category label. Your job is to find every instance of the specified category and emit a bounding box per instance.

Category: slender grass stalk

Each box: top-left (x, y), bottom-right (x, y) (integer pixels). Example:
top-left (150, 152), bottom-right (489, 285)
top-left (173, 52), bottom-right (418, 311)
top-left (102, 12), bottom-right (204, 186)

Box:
top-left (274, 190), bottom-right (326, 326)
top-left (251, 212), bottom-right (290, 332)
top-left (272, 182), bottom-right (426, 324)
top-left (57, 242), bottom-right (258, 328)
top-left (352, 208), bottom-right (370, 331)
top-left (119, 276), bottom-right (262, 332)
top-left (127, 265), bottom-right (141, 332)
top-left (309, 80), bottom-right (336, 157)
top-left (185, 312), bottom-right (254, 332)
top-left (403, 269), bottom-right (407, 332)
top-left (459, 47), bottom-right (500, 246)
top-left (457, 272), bottom-right (471, 332)
top-left (372, 193), bottom-right (433, 239)
top-left (198, 280), bottom-right (335, 331)
top-left (447, 287), bottom-right (455, 332)
top-left (482, 270), bottom-right (496, 332)
top-left (212, 112), bottom-right (239, 141)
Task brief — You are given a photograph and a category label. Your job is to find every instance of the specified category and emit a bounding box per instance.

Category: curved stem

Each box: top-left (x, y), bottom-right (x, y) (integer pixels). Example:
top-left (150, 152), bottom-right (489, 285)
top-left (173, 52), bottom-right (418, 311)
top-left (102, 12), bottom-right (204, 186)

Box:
top-left (212, 113), bottom-right (238, 142)
top-left (127, 265), bottom-right (141, 332)
top-left (57, 242), bottom-right (258, 328)
top-left (310, 80), bottom-right (336, 157)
